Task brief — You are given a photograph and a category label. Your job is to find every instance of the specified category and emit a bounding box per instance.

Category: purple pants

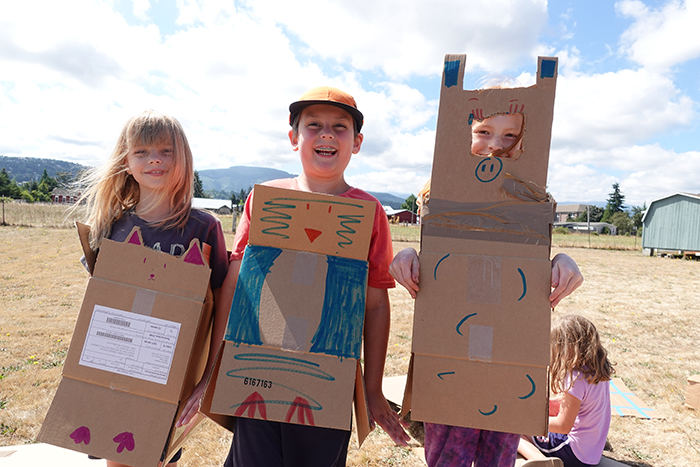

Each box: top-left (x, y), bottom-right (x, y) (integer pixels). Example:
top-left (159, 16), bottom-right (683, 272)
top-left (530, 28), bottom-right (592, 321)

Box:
top-left (424, 423), bottom-right (519, 467)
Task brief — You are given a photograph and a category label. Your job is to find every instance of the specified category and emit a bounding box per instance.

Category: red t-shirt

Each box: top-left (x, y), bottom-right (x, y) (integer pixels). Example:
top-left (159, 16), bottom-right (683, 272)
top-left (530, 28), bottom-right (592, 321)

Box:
top-left (230, 178), bottom-right (395, 289)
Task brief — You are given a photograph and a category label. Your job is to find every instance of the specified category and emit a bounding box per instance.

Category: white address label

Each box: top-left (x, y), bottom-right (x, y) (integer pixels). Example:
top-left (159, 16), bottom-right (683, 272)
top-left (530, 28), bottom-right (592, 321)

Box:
top-left (79, 305), bottom-right (181, 385)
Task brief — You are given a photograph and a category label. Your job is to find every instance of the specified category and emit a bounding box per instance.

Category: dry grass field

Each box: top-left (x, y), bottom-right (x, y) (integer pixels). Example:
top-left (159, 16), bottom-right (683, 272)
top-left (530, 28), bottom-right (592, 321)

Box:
top-left (1, 206), bottom-right (699, 466)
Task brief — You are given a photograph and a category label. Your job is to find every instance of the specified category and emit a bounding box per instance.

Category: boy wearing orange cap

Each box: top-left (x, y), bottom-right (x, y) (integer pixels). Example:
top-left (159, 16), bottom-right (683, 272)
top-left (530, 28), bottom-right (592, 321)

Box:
top-left (180, 86), bottom-right (410, 466)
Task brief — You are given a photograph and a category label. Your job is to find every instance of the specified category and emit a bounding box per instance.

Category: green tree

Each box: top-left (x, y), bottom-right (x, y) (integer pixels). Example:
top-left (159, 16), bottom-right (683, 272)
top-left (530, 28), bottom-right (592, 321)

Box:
top-left (602, 183), bottom-right (625, 222)
top-left (630, 203), bottom-right (646, 235)
top-left (193, 170), bottom-right (206, 198)
top-left (573, 205), bottom-right (604, 223)
top-left (401, 194), bottom-right (417, 212)
top-left (610, 211), bottom-right (633, 235)
top-left (0, 169), bottom-right (21, 198)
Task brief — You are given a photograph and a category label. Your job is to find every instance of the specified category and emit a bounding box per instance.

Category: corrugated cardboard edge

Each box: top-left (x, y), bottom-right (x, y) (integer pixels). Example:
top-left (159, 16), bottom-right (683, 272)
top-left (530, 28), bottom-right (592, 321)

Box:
top-left (400, 355), bottom-right (414, 419)
top-left (200, 341), bottom-right (237, 432)
top-left (685, 375), bottom-right (700, 410)
top-left (76, 222), bottom-right (96, 274)
top-left (354, 360), bottom-right (371, 446)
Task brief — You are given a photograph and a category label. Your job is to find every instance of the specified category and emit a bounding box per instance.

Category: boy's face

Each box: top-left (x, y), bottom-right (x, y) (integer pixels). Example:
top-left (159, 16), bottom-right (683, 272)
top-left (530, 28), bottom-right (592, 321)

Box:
top-left (471, 113), bottom-right (524, 159)
top-left (289, 104), bottom-right (363, 184)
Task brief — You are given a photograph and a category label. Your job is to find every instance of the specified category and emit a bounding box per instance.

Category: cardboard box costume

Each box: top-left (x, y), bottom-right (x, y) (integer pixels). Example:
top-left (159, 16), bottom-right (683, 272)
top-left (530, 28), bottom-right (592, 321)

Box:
top-left (204, 185), bottom-right (374, 443)
top-left (402, 55), bottom-right (559, 436)
top-left (39, 224), bottom-right (214, 467)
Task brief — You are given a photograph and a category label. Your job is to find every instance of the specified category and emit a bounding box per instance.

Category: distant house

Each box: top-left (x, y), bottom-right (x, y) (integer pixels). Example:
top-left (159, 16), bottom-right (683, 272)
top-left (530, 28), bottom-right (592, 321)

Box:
top-left (555, 204), bottom-right (589, 222)
top-left (642, 192), bottom-right (700, 255)
top-left (51, 188), bottom-right (81, 204)
top-left (554, 222), bottom-right (617, 235)
top-left (383, 206), bottom-right (417, 224)
top-left (193, 197), bottom-right (233, 215)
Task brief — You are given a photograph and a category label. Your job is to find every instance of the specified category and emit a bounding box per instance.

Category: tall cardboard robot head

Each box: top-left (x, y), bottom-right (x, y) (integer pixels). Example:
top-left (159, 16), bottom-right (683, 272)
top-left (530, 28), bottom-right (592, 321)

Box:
top-left (429, 55), bottom-right (558, 204)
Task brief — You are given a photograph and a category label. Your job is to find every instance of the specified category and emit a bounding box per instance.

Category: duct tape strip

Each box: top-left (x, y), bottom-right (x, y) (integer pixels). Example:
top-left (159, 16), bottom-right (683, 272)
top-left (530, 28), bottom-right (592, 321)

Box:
top-left (292, 251), bottom-right (318, 286)
top-left (469, 325), bottom-right (493, 362)
top-left (131, 288), bottom-right (157, 316)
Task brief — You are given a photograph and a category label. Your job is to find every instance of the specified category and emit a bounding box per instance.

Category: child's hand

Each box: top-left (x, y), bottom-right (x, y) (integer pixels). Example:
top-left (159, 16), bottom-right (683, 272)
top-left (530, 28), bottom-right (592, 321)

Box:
top-left (366, 390), bottom-right (411, 446)
top-left (176, 379), bottom-right (206, 427)
top-left (549, 253), bottom-right (583, 309)
top-left (389, 248), bottom-right (420, 299)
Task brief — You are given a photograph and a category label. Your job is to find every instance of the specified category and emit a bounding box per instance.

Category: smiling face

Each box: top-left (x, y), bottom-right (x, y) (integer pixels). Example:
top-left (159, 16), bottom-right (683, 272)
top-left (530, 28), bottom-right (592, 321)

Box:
top-left (125, 137), bottom-right (174, 199)
top-left (289, 104), bottom-right (363, 192)
top-left (471, 113), bottom-right (524, 159)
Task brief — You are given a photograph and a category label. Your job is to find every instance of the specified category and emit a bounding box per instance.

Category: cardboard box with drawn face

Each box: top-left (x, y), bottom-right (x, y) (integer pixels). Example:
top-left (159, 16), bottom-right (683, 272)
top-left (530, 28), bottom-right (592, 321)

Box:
top-left (403, 55), bottom-right (559, 436)
top-left (207, 185), bottom-right (375, 440)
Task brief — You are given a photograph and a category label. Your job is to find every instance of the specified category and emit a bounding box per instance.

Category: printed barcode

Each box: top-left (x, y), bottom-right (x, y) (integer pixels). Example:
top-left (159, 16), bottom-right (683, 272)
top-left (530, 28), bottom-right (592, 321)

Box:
top-left (107, 317), bottom-right (131, 327)
top-left (96, 331), bottom-right (133, 343)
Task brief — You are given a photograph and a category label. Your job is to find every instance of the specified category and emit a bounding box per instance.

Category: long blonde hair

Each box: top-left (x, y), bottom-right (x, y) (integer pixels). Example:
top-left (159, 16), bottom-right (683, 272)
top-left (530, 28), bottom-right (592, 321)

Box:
top-left (550, 314), bottom-right (614, 394)
top-left (80, 110), bottom-right (194, 250)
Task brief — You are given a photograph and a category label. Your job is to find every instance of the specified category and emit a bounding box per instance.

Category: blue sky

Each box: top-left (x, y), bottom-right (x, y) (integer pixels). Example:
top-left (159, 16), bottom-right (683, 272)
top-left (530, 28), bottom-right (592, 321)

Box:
top-left (1, 0), bottom-right (699, 207)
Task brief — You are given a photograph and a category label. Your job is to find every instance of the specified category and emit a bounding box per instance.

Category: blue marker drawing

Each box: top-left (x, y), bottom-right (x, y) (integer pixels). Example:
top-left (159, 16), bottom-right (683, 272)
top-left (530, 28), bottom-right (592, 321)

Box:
top-left (456, 313), bottom-right (477, 336)
top-left (475, 157), bottom-right (503, 183)
top-left (225, 352), bottom-right (337, 414)
top-left (437, 372), bottom-right (455, 380)
top-left (434, 254), bottom-right (450, 280)
top-left (226, 245), bottom-right (282, 344)
top-left (517, 268), bottom-right (527, 301)
top-left (260, 200), bottom-right (296, 238)
top-left (336, 215), bottom-right (364, 248)
top-left (518, 374), bottom-right (536, 400)
top-left (444, 60), bottom-right (461, 87)
top-left (479, 405), bottom-right (498, 416)
top-left (310, 256), bottom-right (368, 359)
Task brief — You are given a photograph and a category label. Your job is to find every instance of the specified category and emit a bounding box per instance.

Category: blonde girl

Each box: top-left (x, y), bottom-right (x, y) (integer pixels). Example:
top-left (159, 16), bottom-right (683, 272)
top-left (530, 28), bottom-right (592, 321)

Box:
top-left (518, 314), bottom-right (614, 467)
top-left (80, 110), bottom-right (229, 467)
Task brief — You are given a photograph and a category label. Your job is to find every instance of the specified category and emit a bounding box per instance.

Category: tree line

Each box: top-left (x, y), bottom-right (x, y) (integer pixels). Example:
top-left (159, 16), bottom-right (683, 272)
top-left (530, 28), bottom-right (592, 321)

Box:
top-left (0, 168), bottom-right (71, 202)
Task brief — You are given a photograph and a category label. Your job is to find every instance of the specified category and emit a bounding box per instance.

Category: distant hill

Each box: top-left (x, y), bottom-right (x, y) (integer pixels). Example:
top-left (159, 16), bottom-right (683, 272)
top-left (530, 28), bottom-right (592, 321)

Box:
top-left (0, 156), bottom-right (88, 182)
top-left (199, 165), bottom-right (407, 209)
top-left (0, 156), bottom-right (408, 208)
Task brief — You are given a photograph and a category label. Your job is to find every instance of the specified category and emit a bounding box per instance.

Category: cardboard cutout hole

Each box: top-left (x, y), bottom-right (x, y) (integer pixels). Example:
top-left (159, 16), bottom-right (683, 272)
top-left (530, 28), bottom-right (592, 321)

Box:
top-left (470, 113), bottom-right (525, 160)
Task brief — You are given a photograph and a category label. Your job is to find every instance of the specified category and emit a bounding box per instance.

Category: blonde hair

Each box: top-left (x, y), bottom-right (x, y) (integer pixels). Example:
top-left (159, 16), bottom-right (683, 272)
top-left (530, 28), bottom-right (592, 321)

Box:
top-left (550, 314), bottom-right (614, 394)
top-left (79, 110), bottom-right (194, 250)
top-left (416, 179), bottom-right (431, 216)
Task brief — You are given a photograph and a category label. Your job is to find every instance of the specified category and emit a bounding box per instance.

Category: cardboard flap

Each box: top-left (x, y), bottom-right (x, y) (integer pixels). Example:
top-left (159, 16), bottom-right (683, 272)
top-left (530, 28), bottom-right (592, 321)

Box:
top-left (400, 355), bottom-right (415, 419)
top-left (353, 360), bottom-right (371, 446)
top-left (95, 237), bottom-right (211, 302)
top-left (249, 184), bottom-right (375, 261)
top-left (200, 341), bottom-right (237, 432)
top-left (76, 222), bottom-right (96, 275)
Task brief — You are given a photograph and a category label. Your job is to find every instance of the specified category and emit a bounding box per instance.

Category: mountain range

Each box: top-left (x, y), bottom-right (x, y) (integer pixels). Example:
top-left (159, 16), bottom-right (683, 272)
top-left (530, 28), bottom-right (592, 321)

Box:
top-left (0, 156), bottom-right (408, 209)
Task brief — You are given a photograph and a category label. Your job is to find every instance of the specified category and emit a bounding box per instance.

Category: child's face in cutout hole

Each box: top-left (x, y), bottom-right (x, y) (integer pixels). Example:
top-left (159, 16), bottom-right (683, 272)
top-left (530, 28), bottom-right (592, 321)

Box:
top-left (471, 113), bottom-right (524, 159)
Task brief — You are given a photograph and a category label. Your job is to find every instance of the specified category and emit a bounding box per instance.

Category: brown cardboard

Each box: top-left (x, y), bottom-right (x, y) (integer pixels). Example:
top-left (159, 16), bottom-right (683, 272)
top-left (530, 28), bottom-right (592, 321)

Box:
top-left (206, 185), bottom-right (374, 441)
top-left (685, 375), bottom-right (700, 410)
top-left (403, 55), bottom-right (558, 436)
top-left (38, 225), bottom-right (214, 467)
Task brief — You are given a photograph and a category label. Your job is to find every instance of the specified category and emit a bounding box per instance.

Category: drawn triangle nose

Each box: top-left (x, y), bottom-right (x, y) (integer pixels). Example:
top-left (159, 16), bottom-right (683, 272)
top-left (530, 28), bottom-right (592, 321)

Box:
top-left (304, 228), bottom-right (322, 243)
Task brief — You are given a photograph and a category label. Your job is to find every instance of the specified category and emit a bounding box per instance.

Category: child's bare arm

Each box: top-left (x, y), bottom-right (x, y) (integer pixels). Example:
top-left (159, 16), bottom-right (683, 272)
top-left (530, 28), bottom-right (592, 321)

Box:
top-left (389, 248), bottom-right (420, 298)
top-left (177, 260), bottom-right (241, 427)
top-left (547, 391), bottom-right (581, 434)
top-left (550, 253), bottom-right (583, 309)
top-left (364, 286), bottom-right (411, 446)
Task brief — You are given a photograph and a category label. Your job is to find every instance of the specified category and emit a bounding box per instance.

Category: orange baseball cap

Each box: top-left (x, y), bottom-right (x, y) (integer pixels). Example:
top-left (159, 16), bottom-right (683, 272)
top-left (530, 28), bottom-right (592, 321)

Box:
top-left (289, 86), bottom-right (364, 132)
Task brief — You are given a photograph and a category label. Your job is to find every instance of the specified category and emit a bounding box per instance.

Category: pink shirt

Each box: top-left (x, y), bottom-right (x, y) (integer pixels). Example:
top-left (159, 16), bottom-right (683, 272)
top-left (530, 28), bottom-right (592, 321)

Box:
top-left (230, 177), bottom-right (395, 290)
top-left (566, 371), bottom-right (611, 465)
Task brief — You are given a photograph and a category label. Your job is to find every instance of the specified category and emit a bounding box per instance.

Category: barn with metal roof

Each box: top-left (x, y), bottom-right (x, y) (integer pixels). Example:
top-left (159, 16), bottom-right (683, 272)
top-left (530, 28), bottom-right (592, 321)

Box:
top-left (642, 192), bottom-right (700, 256)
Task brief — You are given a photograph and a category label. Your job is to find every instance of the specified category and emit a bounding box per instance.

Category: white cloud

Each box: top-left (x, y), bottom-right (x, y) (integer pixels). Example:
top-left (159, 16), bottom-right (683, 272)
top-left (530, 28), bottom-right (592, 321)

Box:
top-left (617, 0), bottom-right (700, 70)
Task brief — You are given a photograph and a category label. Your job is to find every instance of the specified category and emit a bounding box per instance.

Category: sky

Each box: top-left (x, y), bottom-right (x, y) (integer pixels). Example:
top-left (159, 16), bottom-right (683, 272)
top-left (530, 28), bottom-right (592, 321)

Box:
top-left (1, 0), bottom-right (699, 207)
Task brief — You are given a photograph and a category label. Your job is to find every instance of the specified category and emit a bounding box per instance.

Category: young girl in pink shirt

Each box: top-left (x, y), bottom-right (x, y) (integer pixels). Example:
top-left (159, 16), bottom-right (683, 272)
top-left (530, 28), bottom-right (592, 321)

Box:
top-left (518, 314), bottom-right (614, 467)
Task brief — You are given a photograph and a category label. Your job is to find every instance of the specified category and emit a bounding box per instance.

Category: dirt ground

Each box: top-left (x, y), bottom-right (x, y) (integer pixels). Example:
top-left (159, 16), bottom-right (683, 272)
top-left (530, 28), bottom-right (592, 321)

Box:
top-left (1, 227), bottom-right (699, 466)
